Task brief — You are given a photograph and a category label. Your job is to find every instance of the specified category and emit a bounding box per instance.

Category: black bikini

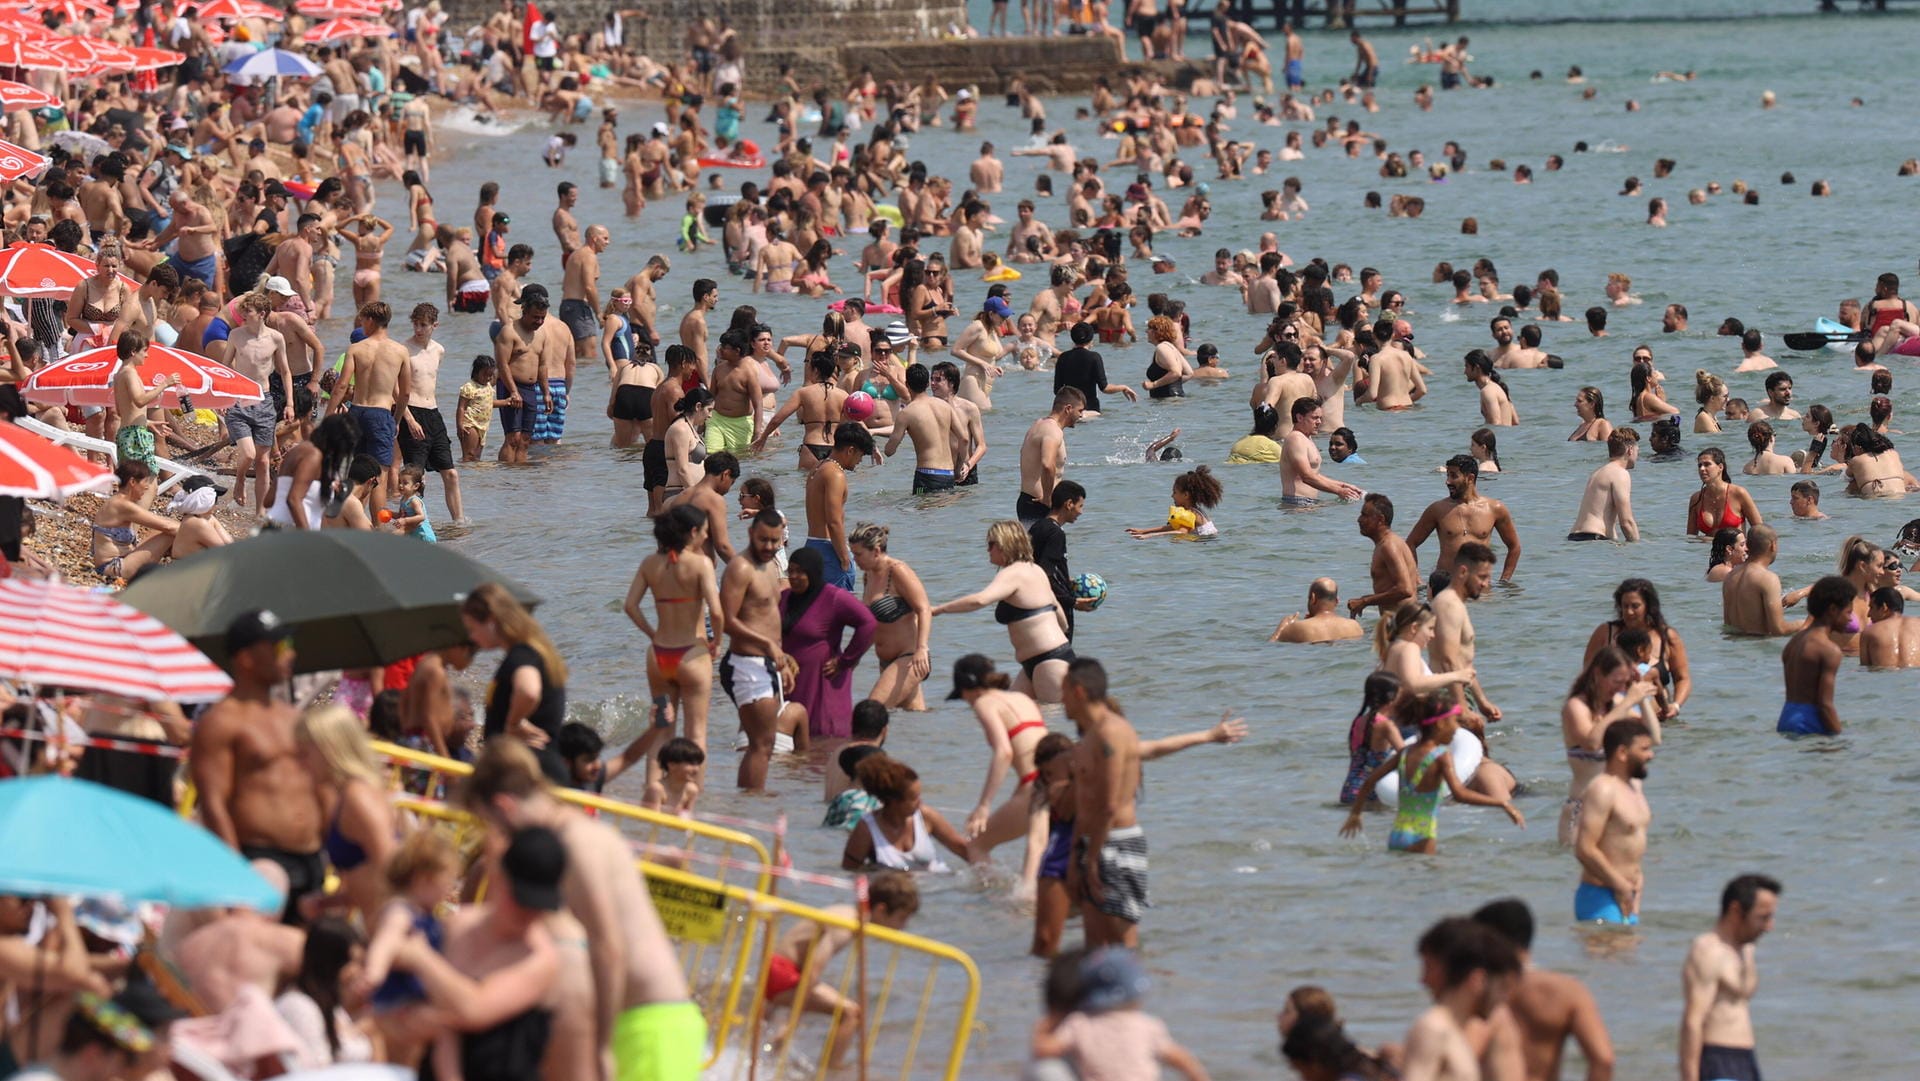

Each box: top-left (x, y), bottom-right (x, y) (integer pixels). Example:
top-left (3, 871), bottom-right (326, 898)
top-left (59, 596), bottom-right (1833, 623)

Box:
top-left (994, 597), bottom-right (1074, 677)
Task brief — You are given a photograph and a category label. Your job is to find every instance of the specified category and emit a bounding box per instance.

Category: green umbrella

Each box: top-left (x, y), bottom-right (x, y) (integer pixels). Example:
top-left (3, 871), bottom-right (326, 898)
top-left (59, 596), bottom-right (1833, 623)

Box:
top-left (118, 530), bottom-right (541, 673)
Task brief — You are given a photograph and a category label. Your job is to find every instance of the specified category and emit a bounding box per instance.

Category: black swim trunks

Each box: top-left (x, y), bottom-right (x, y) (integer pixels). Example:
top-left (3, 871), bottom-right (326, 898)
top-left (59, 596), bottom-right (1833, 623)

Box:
top-left (239, 845), bottom-right (325, 925)
top-left (1016, 491), bottom-right (1051, 526)
top-left (1566, 531), bottom-right (1609, 542)
top-left (1698, 1046), bottom-right (1762, 1081)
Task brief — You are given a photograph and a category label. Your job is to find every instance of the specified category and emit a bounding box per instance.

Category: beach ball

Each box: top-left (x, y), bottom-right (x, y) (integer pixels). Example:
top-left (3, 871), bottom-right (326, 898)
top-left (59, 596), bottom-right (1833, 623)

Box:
top-left (844, 391), bottom-right (877, 422)
top-left (1072, 572), bottom-right (1108, 611)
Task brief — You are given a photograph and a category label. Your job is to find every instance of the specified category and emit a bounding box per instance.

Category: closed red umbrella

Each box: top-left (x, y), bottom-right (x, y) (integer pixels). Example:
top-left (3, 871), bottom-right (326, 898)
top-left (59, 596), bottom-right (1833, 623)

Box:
top-left (0, 141), bottom-right (48, 183)
top-left (25, 344), bottom-right (265, 409)
top-left (0, 578), bottom-right (234, 702)
top-left (0, 421), bottom-right (112, 499)
top-left (0, 79), bottom-right (58, 111)
top-left (0, 244), bottom-right (134, 298)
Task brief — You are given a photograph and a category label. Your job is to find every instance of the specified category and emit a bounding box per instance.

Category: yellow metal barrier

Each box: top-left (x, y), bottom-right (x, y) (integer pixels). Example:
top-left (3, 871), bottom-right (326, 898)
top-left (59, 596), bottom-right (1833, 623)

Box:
top-left (392, 795), bottom-right (981, 1080)
top-left (370, 740), bottom-right (776, 898)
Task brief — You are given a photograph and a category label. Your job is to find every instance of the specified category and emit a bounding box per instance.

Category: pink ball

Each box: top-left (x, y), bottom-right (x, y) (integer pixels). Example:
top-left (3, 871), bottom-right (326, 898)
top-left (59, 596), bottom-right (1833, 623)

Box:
top-left (844, 391), bottom-right (877, 422)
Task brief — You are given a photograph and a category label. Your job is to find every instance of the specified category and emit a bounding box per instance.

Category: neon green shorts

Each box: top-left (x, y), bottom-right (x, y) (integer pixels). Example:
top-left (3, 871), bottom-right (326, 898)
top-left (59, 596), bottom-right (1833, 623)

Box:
top-left (704, 410), bottom-right (753, 453)
top-left (613, 1000), bottom-right (707, 1081)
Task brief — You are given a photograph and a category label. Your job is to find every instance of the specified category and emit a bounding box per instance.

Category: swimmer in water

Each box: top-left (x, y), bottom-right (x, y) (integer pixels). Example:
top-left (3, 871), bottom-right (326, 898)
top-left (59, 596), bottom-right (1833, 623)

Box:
top-left (1270, 578), bottom-right (1365, 643)
top-left (1126, 465), bottom-right (1222, 538)
top-left (1776, 575), bottom-right (1853, 734)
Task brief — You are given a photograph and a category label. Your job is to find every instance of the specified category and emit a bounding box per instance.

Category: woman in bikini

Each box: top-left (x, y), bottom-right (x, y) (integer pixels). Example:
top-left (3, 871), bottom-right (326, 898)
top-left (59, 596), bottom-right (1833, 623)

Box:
top-left (949, 303), bottom-right (1007, 411)
top-left (1744, 421), bottom-right (1797, 477)
top-left (346, 213), bottom-right (396, 309)
top-left (794, 239), bottom-right (838, 297)
top-left (64, 239), bottom-right (134, 346)
top-left (623, 504), bottom-right (723, 752)
top-left (752, 222), bottom-right (802, 294)
top-left (1580, 578), bottom-right (1693, 718)
top-left (1694, 370), bottom-right (1727, 434)
top-left (849, 522), bottom-right (932, 710)
top-left (1628, 360), bottom-right (1678, 422)
top-left (945, 652), bottom-right (1053, 883)
top-left (1688, 447), bottom-right (1762, 534)
top-left (402, 171), bottom-right (442, 273)
top-left (1558, 646), bottom-right (1659, 846)
top-left (89, 460), bottom-right (177, 582)
top-left (930, 521), bottom-right (1074, 703)
top-left (662, 388), bottom-right (712, 502)
top-left (755, 351), bottom-right (849, 470)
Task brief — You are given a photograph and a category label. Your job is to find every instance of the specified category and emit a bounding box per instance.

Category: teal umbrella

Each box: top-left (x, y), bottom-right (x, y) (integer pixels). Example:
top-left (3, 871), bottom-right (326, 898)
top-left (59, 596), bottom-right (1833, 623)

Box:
top-left (117, 530), bottom-right (540, 674)
top-left (0, 776), bottom-right (281, 911)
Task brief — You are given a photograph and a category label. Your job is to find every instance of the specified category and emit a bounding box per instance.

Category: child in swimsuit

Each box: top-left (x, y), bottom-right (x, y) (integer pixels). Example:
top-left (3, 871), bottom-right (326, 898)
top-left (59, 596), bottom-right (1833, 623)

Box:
top-left (1125, 465), bottom-right (1223, 538)
top-left (760, 872), bottom-right (919, 1067)
top-left (359, 829), bottom-right (458, 1066)
top-left (1340, 691), bottom-right (1524, 854)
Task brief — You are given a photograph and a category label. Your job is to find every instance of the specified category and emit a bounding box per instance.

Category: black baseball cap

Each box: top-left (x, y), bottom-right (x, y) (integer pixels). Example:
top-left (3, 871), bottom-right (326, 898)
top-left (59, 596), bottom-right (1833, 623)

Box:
top-left (946, 653), bottom-right (996, 700)
top-left (224, 609), bottom-right (292, 653)
top-left (502, 826), bottom-right (566, 911)
top-left (115, 979), bottom-right (189, 1028)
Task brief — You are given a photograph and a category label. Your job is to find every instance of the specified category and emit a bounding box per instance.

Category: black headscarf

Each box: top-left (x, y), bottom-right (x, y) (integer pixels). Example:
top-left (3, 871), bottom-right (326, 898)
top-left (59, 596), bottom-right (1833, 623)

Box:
top-left (782, 546), bottom-right (826, 634)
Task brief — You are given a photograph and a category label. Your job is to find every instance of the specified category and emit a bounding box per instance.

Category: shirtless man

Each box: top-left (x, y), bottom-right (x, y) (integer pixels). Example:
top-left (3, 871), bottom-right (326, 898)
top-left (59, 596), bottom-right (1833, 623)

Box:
top-left (443, 226), bottom-right (489, 315)
top-left (492, 289), bottom-right (557, 464)
top-left (949, 204), bottom-right (987, 270)
top-left (1280, 397), bottom-right (1363, 506)
top-left (667, 453), bottom-right (740, 565)
top-left (1064, 658), bottom-right (1146, 949)
top-left (1025, 264), bottom-right (1076, 342)
top-left (399, 303), bottom-right (464, 522)
top-left (1568, 428), bottom-right (1640, 542)
top-left (1006, 201), bottom-right (1054, 263)
top-left (621, 254), bottom-right (670, 362)
top-left (78, 157), bottom-right (129, 238)
top-left (930, 360), bottom-right (987, 484)
top-left (720, 512), bottom-right (810, 789)
top-left (264, 214), bottom-right (323, 309)
top-left (680, 277), bottom-right (718, 383)
top-left (969, 143), bottom-right (1004, 193)
top-left (882, 363), bottom-right (961, 494)
top-left (1489, 317), bottom-right (1544, 370)
top-left (1407, 456), bottom-right (1522, 581)
top-left (1734, 330), bottom-right (1775, 372)
top-left (1350, 494), bottom-right (1420, 616)
top-left (1269, 578), bottom-right (1364, 643)
top-left (551, 181), bottom-right (582, 269)
top-left (1466, 351), bottom-right (1519, 425)
top-left (157, 187), bottom-right (222, 287)
top-left (1721, 525), bottom-right (1793, 636)
top-left (559, 225), bottom-right (607, 359)
top-left (188, 610), bottom-right (324, 924)
top-left (1471, 899), bottom-right (1615, 1081)
top-left (459, 740), bottom-right (706, 1080)
top-left (804, 422), bottom-right (875, 590)
top-left (223, 294), bottom-right (294, 512)
top-left (1350, 28), bottom-right (1380, 86)
top-left (1754, 372), bottom-right (1799, 421)
top-left (1199, 249), bottom-right (1245, 288)
top-left (329, 301), bottom-right (412, 507)
top-left (706, 328), bottom-right (762, 454)
top-left (644, 347), bottom-right (698, 514)
top-left (1018, 387), bottom-right (1083, 525)
top-left (1573, 719), bottom-right (1654, 925)
top-left (1432, 541), bottom-right (1504, 724)
top-left (1776, 575), bottom-right (1851, 735)
top-left (1369, 320), bottom-right (1428, 409)
top-left (1253, 344), bottom-right (1316, 439)
top-left (1679, 874), bottom-right (1781, 1081)
top-left (1859, 585), bottom-right (1920, 667)
top-left (1404, 918), bottom-right (1520, 1081)
top-left (492, 243), bottom-right (533, 322)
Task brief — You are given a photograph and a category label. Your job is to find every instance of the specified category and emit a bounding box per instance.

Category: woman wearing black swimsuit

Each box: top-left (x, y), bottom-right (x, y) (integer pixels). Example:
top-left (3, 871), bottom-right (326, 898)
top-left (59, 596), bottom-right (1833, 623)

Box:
top-left (929, 520), bottom-right (1074, 703)
top-left (1580, 578), bottom-right (1691, 719)
top-left (850, 522), bottom-right (933, 710)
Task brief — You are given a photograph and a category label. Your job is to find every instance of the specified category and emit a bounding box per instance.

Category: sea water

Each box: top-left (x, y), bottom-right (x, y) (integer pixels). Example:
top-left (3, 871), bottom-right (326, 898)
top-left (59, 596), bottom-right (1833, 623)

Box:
top-left (366, 5), bottom-right (1920, 1074)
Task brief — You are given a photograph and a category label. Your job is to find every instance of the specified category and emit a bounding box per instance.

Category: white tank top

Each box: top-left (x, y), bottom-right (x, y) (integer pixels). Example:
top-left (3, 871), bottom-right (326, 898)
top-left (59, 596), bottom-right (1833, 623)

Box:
top-left (861, 810), bottom-right (949, 873)
top-left (268, 475), bottom-right (324, 530)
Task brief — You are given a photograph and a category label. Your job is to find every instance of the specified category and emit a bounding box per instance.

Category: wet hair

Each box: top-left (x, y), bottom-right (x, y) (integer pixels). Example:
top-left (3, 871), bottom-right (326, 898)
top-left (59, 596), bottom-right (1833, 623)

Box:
top-left (1709, 528), bottom-right (1743, 568)
top-left (1871, 396), bottom-right (1893, 427)
top-left (854, 754), bottom-right (919, 803)
top-left (1613, 578), bottom-right (1668, 629)
top-left (654, 503), bottom-right (707, 552)
top-left (1764, 371), bottom-right (1793, 393)
top-left (1578, 385), bottom-right (1606, 417)
top-left (1791, 479), bottom-right (1820, 504)
top-left (1350, 672), bottom-right (1400, 751)
top-left (1416, 917), bottom-right (1520, 988)
top-left (1870, 585), bottom-right (1904, 614)
top-left (1172, 465), bottom-right (1222, 509)
top-left (1472, 428), bottom-right (1501, 469)
top-left (1446, 453), bottom-right (1479, 480)
top-left (1697, 446), bottom-right (1731, 481)
top-left (850, 699), bottom-right (890, 741)
top-left (658, 737), bottom-right (706, 767)
top-left (1250, 404), bottom-right (1280, 438)
top-left (1852, 426), bottom-right (1894, 456)
top-left (676, 387), bottom-right (715, 416)
top-left (1721, 873), bottom-right (1783, 916)
top-left (1871, 369), bottom-right (1893, 395)
top-left (1361, 491), bottom-right (1393, 526)
top-left (1747, 420), bottom-right (1775, 455)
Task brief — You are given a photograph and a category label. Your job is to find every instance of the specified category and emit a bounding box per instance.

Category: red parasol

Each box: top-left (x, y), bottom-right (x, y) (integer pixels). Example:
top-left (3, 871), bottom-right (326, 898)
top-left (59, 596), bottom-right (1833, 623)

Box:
top-left (0, 140), bottom-right (48, 182)
top-left (302, 15), bottom-right (391, 41)
top-left (188, 0), bottom-right (285, 17)
top-left (0, 78), bottom-right (59, 111)
top-left (25, 344), bottom-right (265, 410)
top-left (0, 421), bottom-right (112, 499)
top-left (0, 244), bottom-right (134, 298)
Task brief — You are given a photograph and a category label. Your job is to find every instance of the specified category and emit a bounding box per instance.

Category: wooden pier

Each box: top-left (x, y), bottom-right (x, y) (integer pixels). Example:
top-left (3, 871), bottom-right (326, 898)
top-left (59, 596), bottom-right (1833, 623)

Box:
top-left (1229, 0), bottom-right (1459, 30)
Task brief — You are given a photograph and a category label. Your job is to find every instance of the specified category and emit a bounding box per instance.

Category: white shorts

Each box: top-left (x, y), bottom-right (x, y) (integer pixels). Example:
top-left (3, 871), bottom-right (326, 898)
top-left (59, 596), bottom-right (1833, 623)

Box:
top-left (720, 651), bottom-right (783, 709)
top-left (732, 730), bottom-right (795, 755)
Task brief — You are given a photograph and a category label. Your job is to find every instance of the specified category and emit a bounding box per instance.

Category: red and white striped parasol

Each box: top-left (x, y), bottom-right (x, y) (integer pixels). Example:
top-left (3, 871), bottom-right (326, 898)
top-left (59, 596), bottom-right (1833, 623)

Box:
top-left (0, 28), bottom-right (85, 71)
top-left (25, 344), bottom-right (265, 409)
top-left (303, 16), bottom-right (392, 42)
top-left (0, 421), bottom-right (112, 499)
top-left (0, 139), bottom-right (47, 182)
top-left (0, 578), bottom-right (234, 702)
top-left (0, 244), bottom-right (134, 298)
top-left (18, 0), bottom-right (114, 23)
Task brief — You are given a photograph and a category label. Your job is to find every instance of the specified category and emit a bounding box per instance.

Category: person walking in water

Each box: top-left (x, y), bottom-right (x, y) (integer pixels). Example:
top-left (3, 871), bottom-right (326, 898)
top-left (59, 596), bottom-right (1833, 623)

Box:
top-left (1680, 874), bottom-right (1782, 1081)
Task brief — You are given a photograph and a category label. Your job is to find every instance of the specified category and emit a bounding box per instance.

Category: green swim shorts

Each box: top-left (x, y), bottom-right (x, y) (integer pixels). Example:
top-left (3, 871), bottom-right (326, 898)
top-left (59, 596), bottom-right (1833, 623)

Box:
top-left (703, 410), bottom-right (753, 454)
top-left (613, 1000), bottom-right (707, 1081)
